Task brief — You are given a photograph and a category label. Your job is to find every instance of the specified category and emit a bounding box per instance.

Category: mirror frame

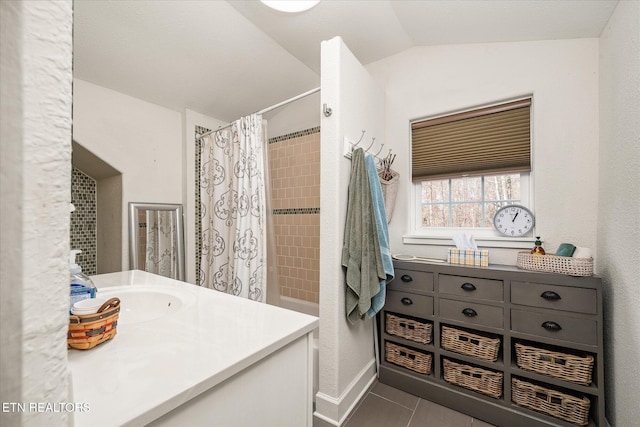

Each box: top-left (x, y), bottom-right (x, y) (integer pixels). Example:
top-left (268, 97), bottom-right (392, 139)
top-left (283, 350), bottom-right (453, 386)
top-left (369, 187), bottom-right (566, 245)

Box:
top-left (128, 202), bottom-right (185, 281)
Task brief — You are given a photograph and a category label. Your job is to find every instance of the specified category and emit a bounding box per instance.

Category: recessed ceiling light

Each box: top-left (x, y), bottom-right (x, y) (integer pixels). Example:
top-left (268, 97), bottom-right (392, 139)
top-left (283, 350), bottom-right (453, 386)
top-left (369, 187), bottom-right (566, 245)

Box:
top-left (260, 0), bottom-right (320, 13)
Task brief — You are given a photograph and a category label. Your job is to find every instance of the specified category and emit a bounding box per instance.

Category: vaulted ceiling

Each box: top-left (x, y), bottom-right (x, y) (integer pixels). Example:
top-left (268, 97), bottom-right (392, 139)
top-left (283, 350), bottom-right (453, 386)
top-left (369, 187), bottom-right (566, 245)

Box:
top-left (73, 0), bottom-right (618, 122)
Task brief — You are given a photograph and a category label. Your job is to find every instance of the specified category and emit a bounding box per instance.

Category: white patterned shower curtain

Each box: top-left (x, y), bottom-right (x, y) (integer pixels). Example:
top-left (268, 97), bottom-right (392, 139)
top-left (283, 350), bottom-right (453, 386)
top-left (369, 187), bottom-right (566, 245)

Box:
top-left (200, 114), bottom-right (267, 302)
top-left (145, 210), bottom-right (178, 279)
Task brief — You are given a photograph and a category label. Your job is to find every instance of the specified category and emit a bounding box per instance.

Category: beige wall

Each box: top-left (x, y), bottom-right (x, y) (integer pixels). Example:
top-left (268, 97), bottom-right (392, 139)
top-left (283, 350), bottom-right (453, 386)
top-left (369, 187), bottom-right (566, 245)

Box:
top-left (598, 1), bottom-right (640, 425)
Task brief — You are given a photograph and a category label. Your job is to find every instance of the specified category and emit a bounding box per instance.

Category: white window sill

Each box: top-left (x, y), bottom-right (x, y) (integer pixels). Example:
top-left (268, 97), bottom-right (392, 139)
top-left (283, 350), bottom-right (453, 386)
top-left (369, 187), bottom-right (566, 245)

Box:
top-left (403, 234), bottom-right (535, 249)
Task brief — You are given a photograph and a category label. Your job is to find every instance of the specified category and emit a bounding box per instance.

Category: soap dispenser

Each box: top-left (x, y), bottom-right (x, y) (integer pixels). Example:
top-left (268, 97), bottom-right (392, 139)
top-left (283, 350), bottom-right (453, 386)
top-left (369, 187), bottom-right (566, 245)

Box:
top-left (531, 237), bottom-right (546, 255)
top-left (70, 250), bottom-right (97, 312)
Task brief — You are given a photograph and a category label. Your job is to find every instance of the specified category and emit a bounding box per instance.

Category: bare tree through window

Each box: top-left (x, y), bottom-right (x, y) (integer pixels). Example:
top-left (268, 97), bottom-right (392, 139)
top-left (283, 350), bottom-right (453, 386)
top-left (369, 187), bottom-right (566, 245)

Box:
top-left (421, 174), bottom-right (521, 228)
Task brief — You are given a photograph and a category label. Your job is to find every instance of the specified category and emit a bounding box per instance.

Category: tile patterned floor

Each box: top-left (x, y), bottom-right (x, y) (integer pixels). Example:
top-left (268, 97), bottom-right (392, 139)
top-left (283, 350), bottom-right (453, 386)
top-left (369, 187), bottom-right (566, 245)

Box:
top-left (343, 381), bottom-right (496, 427)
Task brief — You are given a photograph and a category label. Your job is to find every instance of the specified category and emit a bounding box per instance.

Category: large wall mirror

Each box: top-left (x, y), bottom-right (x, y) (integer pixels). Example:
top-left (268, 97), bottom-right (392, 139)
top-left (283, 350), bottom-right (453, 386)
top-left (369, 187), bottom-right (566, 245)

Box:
top-left (128, 202), bottom-right (185, 281)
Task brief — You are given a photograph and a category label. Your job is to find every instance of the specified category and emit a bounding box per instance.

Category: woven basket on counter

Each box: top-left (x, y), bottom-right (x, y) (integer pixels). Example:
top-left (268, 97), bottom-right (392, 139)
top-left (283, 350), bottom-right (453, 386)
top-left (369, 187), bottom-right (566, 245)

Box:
top-left (441, 326), bottom-right (501, 362)
top-left (386, 313), bottom-right (432, 344)
top-left (512, 378), bottom-right (590, 426)
top-left (443, 358), bottom-right (503, 399)
top-left (515, 343), bottom-right (594, 386)
top-left (68, 297), bottom-right (120, 350)
top-left (516, 252), bottom-right (593, 276)
top-left (385, 341), bottom-right (432, 375)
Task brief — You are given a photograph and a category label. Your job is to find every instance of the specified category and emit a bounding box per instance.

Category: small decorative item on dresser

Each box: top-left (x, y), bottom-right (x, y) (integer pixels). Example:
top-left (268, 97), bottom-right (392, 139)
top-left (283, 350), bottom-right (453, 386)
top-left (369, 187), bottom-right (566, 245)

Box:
top-left (515, 342), bottom-right (595, 385)
top-left (68, 297), bottom-right (120, 350)
top-left (531, 236), bottom-right (546, 255)
top-left (511, 377), bottom-right (591, 426)
top-left (447, 249), bottom-right (489, 267)
top-left (385, 341), bottom-right (433, 375)
top-left (385, 313), bottom-right (432, 344)
top-left (516, 252), bottom-right (594, 276)
top-left (443, 358), bottom-right (503, 399)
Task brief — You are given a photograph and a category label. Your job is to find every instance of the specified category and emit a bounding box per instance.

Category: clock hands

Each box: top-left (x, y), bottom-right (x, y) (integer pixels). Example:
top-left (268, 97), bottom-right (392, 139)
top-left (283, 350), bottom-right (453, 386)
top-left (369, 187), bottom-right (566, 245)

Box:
top-left (512, 212), bottom-right (519, 223)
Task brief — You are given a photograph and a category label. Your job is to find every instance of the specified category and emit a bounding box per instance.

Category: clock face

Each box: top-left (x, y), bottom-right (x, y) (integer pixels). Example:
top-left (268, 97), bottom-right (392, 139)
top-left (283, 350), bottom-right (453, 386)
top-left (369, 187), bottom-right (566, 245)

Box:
top-left (493, 205), bottom-right (534, 237)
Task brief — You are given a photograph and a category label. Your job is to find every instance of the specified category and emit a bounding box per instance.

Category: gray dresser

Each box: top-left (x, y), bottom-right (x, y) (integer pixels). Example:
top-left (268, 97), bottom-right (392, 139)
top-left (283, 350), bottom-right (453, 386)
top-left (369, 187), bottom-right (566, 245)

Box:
top-left (378, 260), bottom-right (605, 427)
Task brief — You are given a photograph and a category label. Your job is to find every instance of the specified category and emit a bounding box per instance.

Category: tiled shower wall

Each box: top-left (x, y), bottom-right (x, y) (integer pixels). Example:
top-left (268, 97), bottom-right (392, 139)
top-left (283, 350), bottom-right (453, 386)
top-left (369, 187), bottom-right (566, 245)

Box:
top-left (195, 126), bottom-right (321, 304)
top-left (269, 127), bottom-right (321, 303)
top-left (70, 167), bottom-right (97, 275)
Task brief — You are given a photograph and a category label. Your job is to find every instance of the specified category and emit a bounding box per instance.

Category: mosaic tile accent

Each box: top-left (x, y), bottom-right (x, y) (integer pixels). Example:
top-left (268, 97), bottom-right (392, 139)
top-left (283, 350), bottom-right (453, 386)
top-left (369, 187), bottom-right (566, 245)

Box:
top-left (268, 126), bottom-right (320, 144)
top-left (195, 125), bottom-right (210, 286)
top-left (195, 126), bottom-right (320, 303)
top-left (70, 167), bottom-right (97, 275)
top-left (273, 208), bottom-right (320, 215)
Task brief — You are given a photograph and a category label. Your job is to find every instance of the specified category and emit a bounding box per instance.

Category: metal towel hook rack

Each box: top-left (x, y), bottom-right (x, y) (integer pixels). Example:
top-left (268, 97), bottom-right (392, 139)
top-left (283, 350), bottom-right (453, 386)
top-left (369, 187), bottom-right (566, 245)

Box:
top-left (343, 130), bottom-right (393, 164)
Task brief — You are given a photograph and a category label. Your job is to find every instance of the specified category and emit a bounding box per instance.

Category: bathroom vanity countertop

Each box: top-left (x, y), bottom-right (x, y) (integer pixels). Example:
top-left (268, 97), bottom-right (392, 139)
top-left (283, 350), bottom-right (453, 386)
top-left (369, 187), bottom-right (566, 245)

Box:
top-left (67, 270), bottom-right (318, 427)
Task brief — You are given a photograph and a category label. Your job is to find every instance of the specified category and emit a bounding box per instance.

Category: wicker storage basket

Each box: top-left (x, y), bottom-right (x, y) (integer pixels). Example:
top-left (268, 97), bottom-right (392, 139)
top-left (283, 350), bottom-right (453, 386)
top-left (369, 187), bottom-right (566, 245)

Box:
top-left (386, 313), bottom-right (433, 344)
top-left (516, 252), bottom-right (593, 276)
top-left (511, 378), bottom-right (590, 426)
top-left (68, 298), bottom-right (120, 350)
top-left (385, 341), bottom-right (432, 375)
top-left (443, 358), bottom-right (503, 399)
top-left (441, 326), bottom-right (500, 362)
top-left (515, 343), bottom-right (594, 386)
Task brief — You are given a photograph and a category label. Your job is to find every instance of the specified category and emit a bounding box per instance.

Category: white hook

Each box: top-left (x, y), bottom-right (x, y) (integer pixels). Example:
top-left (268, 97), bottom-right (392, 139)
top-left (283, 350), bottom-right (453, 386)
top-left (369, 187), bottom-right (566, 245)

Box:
top-left (353, 130), bottom-right (366, 148)
top-left (374, 143), bottom-right (385, 158)
top-left (364, 137), bottom-right (376, 153)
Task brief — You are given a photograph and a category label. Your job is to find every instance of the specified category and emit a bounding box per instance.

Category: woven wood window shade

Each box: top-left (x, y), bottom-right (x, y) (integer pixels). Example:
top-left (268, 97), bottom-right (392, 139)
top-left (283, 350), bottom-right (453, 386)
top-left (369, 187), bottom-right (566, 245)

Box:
top-left (412, 99), bottom-right (531, 181)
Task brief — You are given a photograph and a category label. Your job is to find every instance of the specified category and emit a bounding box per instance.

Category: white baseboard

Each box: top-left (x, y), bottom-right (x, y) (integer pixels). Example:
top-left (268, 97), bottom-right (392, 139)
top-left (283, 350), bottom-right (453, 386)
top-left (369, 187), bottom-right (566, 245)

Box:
top-left (313, 358), bottom-right (376, 426)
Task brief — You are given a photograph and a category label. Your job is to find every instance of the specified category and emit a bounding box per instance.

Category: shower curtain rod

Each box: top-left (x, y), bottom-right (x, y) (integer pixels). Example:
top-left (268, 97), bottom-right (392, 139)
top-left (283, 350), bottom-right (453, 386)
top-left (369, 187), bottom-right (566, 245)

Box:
top-left (196, 86), bottom-right (321, 141)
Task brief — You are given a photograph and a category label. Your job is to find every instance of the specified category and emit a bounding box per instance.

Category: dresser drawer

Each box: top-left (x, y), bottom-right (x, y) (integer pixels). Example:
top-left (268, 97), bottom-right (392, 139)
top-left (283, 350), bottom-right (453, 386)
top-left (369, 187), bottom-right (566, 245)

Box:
top-left (511, 309), bottom-right (597, 346)
top-left (511, 281), bottom-right (597, 314)
top-left (386, 290), bottom-right (433, 318)
top-left (439, 274), bottom-right (504, 302)
top-left (388, 269), bottom-right (434, 294)
top-left (439, 299), bottom-right (504, 329)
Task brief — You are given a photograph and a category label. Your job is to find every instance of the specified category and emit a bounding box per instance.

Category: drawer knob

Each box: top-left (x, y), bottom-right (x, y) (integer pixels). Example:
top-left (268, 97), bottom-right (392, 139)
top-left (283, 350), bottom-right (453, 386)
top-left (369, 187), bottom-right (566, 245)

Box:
top-left (541, 291), bottom-right (562, 301)
top-left (461, 283), bottom-right (476, 291)
top-left (462, 308), bottom-right (477, 317)
top-left (401, 275), bottom-right (413, 283)
top-left (541, 321), bottom-right (562, 331)
top-left (401, 297), bottom-right (413, 306)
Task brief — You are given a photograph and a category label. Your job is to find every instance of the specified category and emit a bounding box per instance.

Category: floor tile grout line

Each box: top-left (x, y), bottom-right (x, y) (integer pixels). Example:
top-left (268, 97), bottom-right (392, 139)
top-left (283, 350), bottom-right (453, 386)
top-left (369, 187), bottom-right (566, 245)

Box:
top-left (368, 391), bottom-right (419, 411)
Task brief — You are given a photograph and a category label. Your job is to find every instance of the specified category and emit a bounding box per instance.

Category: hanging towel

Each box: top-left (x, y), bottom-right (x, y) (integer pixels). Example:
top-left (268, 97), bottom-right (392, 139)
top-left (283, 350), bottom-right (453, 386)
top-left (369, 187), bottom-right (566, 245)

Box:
top-left (365, 154), bottom-right (394, 318)
top-left (342, 148), bottom-right (386, 324)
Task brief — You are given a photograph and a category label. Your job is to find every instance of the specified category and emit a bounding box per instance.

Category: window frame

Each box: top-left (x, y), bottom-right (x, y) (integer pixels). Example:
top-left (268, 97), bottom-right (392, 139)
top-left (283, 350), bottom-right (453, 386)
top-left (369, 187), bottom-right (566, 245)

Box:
top-left (406, 173), bottom-right (533, 248)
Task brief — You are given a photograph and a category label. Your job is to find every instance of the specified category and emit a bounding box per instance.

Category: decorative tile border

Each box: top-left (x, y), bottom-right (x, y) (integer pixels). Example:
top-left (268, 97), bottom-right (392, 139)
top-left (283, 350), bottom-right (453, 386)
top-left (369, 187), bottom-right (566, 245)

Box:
top-left (195, 125), bottom-right (210, 286)
top-left (268, 126), bottom-right (320, 144)
top-left (273, 208), bottom-right (320, 215)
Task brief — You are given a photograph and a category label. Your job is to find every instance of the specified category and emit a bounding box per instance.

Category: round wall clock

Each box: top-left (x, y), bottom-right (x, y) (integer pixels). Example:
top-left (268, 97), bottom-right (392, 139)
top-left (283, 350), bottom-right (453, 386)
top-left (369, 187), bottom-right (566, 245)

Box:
top-left (493, 204), bottom-right (534, 237)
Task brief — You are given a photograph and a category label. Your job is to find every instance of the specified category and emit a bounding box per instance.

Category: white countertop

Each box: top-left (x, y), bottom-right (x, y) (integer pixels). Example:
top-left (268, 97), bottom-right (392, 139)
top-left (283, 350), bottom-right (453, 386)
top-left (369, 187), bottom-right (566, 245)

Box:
top-left (68, 271), bottom-right (318, 427)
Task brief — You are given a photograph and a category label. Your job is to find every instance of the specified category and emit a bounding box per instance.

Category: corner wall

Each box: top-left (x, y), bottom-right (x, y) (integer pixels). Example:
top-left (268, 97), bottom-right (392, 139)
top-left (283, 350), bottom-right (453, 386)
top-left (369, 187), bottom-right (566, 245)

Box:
top-left (598, 1), bottom-right (640, 425)
top-left (0, 1), bottom-right (73, 425)
top-left (315, 36), bottom-right (384, 426)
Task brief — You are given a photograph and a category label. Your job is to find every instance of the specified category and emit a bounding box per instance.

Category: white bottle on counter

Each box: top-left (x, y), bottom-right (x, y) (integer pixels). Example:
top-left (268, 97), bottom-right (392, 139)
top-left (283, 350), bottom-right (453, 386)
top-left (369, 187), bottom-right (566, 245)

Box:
top-left (70, 249), bottom-right (97, 312)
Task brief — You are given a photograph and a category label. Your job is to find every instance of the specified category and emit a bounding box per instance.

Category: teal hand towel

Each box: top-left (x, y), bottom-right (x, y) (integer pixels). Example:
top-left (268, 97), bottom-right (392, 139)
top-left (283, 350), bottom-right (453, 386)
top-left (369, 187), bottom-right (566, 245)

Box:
top-left (365, 154), bottom-right (394, 318)
top-left (342, 148), bottom-right (385, 324)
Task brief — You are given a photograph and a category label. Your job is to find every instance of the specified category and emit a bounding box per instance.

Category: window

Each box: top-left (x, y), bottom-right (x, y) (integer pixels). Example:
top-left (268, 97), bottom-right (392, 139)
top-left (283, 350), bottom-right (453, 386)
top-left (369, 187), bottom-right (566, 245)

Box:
top-left (409, 98), bottom-right (532, 243)
top-left (419, 173), bottom-right (522, 228)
